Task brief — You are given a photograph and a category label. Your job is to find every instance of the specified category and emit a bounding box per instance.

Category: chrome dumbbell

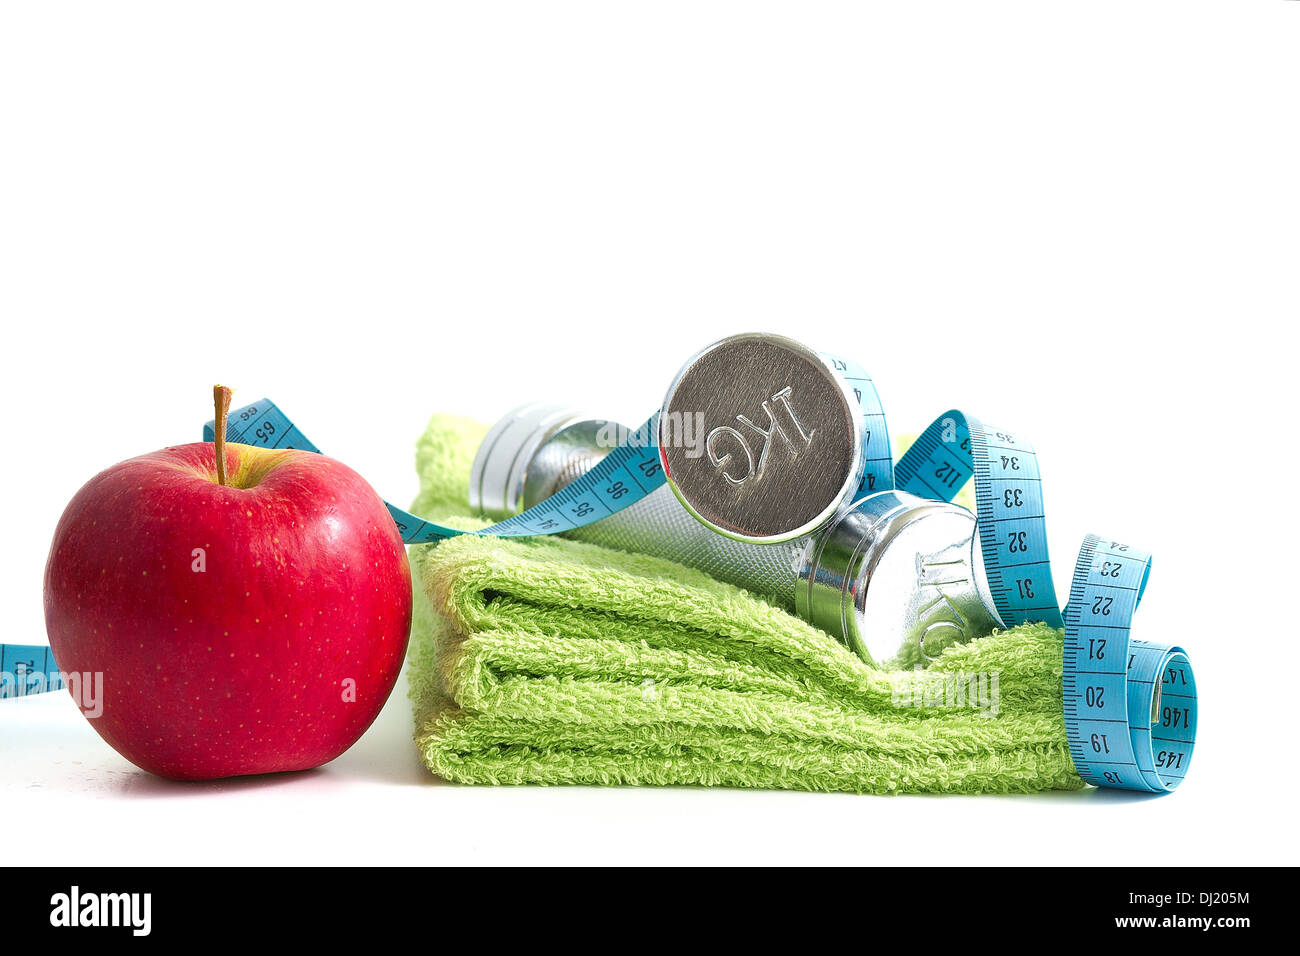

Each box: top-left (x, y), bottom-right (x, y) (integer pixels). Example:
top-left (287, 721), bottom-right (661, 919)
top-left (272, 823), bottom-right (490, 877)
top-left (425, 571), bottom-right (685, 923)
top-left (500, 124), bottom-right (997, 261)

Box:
top-left (469, 334), bottom-right (1000, 666)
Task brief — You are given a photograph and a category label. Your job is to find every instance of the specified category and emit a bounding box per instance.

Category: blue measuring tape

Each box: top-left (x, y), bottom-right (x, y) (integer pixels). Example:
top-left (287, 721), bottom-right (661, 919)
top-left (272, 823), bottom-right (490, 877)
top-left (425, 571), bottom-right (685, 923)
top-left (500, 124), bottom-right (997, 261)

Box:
top-left (1062, 536), bottom-right (1195, 791)
top-left (202, 400), bottom-right (667, 544)
top-left (894, 410), bottom-right (1196, 792)
top-left (5, 355), bottom-right (1197, 794)
top-left (826, 355), bottom-right (894, 498)
top-left (0, 644), bottom-right (64, 700)
top-left (895, 411), bottom-right (1064, 627)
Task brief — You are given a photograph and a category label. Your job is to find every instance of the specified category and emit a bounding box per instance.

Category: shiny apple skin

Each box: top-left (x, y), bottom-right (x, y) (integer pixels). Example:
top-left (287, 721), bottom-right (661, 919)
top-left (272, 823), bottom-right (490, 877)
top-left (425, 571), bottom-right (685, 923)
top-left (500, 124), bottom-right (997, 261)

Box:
top-left (43, 441), bottom-right (412, 780)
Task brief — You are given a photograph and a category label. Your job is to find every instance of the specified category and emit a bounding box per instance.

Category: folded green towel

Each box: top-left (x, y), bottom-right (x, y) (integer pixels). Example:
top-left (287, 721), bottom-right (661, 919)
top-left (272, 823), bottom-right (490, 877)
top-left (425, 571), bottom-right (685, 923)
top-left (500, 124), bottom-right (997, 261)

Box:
top-left (408, 414), bottom-right (1084, 794)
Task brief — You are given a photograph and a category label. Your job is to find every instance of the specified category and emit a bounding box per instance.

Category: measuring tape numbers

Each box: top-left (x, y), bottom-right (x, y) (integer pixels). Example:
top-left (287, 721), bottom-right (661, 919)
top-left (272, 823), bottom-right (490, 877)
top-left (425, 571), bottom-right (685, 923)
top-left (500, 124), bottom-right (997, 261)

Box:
top-left (0, 644), bottom-right (65, 700)
top-left (1062, 535), bottom-right (1195, 791)
top-left (825, 353), bottom-right (894, 497)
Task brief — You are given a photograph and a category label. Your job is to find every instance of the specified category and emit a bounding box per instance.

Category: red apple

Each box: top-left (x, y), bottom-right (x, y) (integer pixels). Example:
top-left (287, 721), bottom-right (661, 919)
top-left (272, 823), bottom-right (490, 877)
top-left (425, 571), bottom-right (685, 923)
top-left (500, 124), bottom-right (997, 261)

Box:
top-left (43, 401), bottom-right (411, 781)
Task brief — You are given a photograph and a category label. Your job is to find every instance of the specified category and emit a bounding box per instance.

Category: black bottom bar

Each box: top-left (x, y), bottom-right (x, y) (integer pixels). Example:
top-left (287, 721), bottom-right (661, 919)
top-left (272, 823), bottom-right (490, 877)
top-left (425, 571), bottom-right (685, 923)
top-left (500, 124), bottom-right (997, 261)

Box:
top-left (5, 866), bottom-right (1280, 941)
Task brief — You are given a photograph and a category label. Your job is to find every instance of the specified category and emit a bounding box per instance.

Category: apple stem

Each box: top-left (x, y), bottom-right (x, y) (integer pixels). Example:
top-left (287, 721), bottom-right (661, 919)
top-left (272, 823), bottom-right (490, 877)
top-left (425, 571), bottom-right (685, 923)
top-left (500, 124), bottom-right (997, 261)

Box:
top-left (213, 385), bottom-right (233, 486)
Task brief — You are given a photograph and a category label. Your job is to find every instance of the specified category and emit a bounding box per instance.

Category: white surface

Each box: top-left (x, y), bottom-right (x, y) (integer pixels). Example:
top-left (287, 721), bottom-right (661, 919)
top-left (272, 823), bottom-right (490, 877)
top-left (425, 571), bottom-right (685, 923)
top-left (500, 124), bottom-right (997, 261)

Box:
top-left (1, 1), bottom-right (1297, 865)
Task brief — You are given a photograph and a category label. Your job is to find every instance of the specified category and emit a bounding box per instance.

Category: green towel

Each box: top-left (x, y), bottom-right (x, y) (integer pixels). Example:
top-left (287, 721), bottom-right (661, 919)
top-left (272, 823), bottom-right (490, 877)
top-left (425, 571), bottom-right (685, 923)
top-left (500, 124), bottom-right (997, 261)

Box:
top-left (407, 414), bottom-right (1085, 794)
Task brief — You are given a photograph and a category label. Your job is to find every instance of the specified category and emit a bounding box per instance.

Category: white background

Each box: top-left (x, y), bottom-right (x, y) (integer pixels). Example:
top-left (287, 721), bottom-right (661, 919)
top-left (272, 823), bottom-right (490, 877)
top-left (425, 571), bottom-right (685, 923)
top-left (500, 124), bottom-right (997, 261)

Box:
top-left (2, 1), bottom-right (1296, 865)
